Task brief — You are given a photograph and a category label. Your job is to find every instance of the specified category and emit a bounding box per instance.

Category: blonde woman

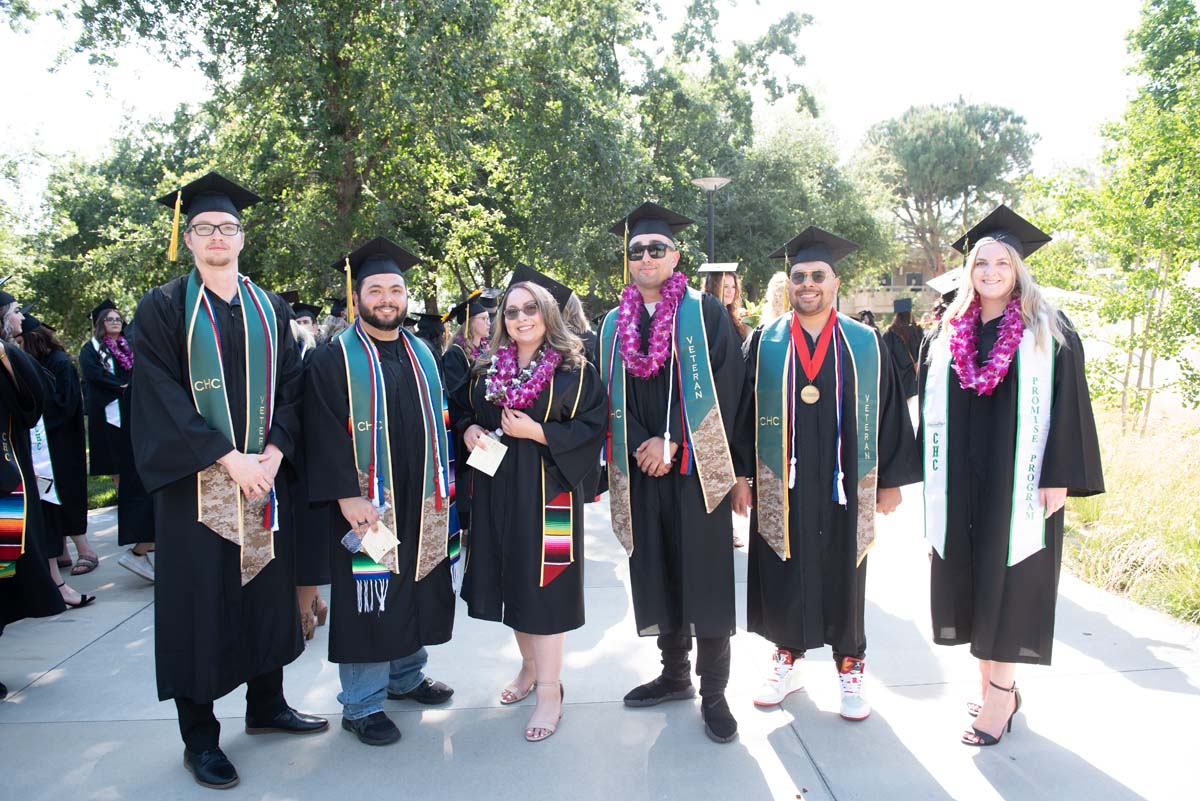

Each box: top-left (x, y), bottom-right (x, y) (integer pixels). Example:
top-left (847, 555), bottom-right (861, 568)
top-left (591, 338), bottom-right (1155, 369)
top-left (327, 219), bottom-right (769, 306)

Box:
top-left (763, 271), bottom-right (790, 323)
top-left (460, 269), bottom-right (606, 742)
top-left (918, 207), bottom-right (1103, 747)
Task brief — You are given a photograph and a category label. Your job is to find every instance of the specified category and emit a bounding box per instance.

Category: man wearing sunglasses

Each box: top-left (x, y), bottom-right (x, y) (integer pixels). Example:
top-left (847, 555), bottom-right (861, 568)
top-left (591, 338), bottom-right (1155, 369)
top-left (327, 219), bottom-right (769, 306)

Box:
top-left (598, 202), bottom-right (748, 743)
top-left (730, 226), bottom-right (920, 721)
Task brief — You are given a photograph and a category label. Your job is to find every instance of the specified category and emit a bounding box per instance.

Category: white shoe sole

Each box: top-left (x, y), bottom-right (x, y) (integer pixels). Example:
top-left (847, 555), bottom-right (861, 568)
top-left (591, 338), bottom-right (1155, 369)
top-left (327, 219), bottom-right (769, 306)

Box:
top-left (118, 558), bottom-right (155, 583)
top-left (753, 686), bottom-right (804, 708)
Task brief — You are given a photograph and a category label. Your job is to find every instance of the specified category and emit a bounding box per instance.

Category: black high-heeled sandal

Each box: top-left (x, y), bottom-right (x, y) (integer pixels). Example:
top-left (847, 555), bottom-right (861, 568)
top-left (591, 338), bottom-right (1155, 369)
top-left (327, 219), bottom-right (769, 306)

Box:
top-left (56, 581), bottom-right (96, 610)
top-left (962, 680), bottom-right (1021, 746)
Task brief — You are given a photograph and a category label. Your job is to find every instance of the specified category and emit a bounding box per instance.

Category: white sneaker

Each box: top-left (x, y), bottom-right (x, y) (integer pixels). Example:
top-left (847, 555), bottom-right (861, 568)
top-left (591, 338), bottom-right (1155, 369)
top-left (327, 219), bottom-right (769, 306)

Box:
top-left (753, 648), bottom-right (804, 707)
top-left (118, 550), bottom-right (155, 582)
top-left (838, 657), bottom-right (871, 720)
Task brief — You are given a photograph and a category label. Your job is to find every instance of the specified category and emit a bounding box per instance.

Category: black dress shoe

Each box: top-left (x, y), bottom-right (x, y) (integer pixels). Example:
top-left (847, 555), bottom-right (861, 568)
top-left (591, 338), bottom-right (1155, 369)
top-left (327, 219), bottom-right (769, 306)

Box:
top-left (701, 695), bottom-right (739, 743)
top-left (342, 711), bottom-right (402, 746)
top-left (387, 677), bottom-right (454, 705)
top-left (244, 706), bottom-right (329, 735)
top-left (623, 675), bottom-right (696, 707)
top-left (183, 748), bottom-right (239, 789)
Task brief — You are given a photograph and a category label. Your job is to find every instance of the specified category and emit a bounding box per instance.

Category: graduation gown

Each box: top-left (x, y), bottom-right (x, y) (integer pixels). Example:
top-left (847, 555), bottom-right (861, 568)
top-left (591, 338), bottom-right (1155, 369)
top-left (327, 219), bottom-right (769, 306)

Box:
top-left (444, 342), bottom-right (477, 529)
top-left (577, 329), bottom-right (605, 501)
top-left (738, 320), bottom-right (921, 656)
top-left (304, 335), bottom-right (455, 664)
top-left (79, 339), bottom-right (131, 476)
top-left (619, 291), bottom-right (746, 639)
top-left (919, 313), bottom-right (1103, 665)
top-left (0, 346), bottom-right (67, 634)
top-left (35, 349), bottom-right (88, 541)
top-left (112, 320), bottom-right (155, 546)
top-left (882, 325), bottom-right (922, 400)
top-left (460, 362), bottom-right (606, 634)
top-left (130, 276), bottom-right (304, 703)
top-left (288, 344), bottom-right (331, 586)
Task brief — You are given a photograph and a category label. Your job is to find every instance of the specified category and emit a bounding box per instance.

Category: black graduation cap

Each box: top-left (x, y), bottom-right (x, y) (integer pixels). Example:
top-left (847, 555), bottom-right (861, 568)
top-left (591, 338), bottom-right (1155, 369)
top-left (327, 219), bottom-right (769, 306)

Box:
top-left (19, 301), bottom-right (35, 316)
top-left (156, 171), bottom-right (263, 222)
top-left (893, 298), bottom-right (913, 314)
top-left (608, 202), bottom-right (694, 242)
top-left (769, 226), bottom-right (859, 270)
top-left (506, 263), bottom-right (574, 310)
top-left (442, 288), bottom-right (502, 325)
top-left (0, 274), bottom-right (15, 307)
top-left (327, 296), bottom-right (348, 318)
top-left (90, 299), bottom-right (118, 326)
top-left (950, 205), bottom-right (1051, 258)
top-left (293, 302), bottom-right (322, 321)
top-left (333, 236), bottom-right (421, 282)
top-left (278, 290), bottom-right (301, 305)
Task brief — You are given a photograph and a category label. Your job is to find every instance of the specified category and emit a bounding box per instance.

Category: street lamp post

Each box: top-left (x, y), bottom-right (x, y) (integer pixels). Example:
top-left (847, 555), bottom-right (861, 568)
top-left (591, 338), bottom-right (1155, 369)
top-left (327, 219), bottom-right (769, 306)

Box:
top-left (691, 176), bottom-right (731, 263)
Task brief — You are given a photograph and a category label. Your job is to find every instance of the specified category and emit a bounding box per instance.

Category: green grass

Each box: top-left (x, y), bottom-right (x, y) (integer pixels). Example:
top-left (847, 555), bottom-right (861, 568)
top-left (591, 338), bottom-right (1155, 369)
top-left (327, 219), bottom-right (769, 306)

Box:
top-left (1064, 412), bottom-right (1200, 625)
top-left (87, 474), bottom-right (118, 510)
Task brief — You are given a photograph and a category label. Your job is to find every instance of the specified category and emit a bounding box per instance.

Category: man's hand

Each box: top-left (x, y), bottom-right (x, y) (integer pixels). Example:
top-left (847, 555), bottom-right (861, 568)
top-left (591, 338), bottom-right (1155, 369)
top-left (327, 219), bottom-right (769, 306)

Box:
top-left (876, 486), bottom-right (902, 514)
top-left (219, 450), bottom-right (271, 500)
top-left (257, 444), bottom-right (284, 485)
top-left (338, 496), bottom-right (381, 538)
top-left (501, 408), bottom-right (546, 444)
top-left (463, 424), bottom-right (487, 452)
top-left (635, 437), bottom-right (677, 477)
top-left (1040, 487), bottom-right (1068, 518)
top-left (730, 477), bottom-right (753, 517)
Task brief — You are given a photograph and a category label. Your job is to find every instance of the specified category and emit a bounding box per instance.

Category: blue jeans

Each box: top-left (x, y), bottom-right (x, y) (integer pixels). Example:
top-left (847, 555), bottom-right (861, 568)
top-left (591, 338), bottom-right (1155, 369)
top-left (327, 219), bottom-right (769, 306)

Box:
top-left (338, 647), bottom-right (429, 720)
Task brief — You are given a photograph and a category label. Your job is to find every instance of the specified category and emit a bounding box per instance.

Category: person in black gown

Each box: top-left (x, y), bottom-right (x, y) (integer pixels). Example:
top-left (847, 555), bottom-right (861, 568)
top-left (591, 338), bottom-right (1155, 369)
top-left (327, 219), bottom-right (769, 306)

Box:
top-left (459, 272), bottom-right (606, 742)
top-left (561, 291), bottom-right (604, 502)
top-left (882, 297), bottom-right (922, 407)
top-left (131, 173), bottom-right (327, 790)
top-left (304, 238), bottom-right (455, 748)
top-left (601, 203), bottom-right (747, 743)
top-left (918, 207), bottom-right (1103, 747)
top-left (730, 228), bottom-right (920, 720)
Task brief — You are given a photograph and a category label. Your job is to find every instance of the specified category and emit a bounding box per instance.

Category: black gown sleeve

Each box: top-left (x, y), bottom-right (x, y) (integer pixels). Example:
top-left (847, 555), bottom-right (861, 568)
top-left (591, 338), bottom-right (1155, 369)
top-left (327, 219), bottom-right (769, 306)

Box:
top-left (0, 345), bottom-right (46, 427)
top-left (78, 344), bottom-right (126, 392)
top-left (703, 293), bottom-right (748, 468)
top-left (265, 295), bottom-right (304, 464)
top-left (302, 345), bottom-right (364, 503)
top-left (873, 330), bottom-right (923, 488)
top-left (1039, 315), bottom-right (1105, 496)
top-left (731, 326), bottom-right (763, 478)
top-left (541, 364), bottom-right (608, 490)
top-left (129, 287), bottom-right (235, 493)
top-left (40, 353), bottom-right (81, 431)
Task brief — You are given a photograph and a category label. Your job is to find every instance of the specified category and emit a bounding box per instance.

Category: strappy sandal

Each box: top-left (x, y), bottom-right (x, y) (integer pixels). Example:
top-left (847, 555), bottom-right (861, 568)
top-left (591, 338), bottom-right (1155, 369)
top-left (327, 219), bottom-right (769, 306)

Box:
top-left (313, 595), bottom-right (328, 627)
top-left (962, 680), bottom-right (1021, 746)
top-left (56, 581), bottom-right (96, 610)
top-left (500, 660), bottom-right (536, 705)
top-left (524, 681), bottom-right (563, 742)
top-left (70, 554), bottom-right (99, 576)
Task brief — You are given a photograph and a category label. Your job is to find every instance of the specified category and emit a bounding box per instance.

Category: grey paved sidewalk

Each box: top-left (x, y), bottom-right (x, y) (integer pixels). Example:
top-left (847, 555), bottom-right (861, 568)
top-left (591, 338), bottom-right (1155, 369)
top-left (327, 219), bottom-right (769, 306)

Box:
top-left (1, 491), bottom-right (1196, 801)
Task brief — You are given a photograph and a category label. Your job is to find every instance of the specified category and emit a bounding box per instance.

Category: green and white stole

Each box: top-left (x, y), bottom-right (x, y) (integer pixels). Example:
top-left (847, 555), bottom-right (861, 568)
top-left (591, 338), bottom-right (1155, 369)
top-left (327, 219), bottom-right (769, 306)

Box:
top-left (753, 312), bottom-right (881, 566)
top-left (0, 423), bottom-right (27, 579)
top-left (599, 287), bottom-right (736, 556)
top-left (923, 322), bottom-right (1054, 566)
top-left (185, 269), bottom-right (279, 586)
top-left (339, 322), bottom-right (452, 598)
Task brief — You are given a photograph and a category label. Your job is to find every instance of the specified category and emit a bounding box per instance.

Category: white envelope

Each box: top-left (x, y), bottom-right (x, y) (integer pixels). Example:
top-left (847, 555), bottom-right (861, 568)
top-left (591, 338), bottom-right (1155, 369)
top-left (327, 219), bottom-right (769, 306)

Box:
top-left (466, 432), bottom-right (508, 477)
top-left (360, 520), bottom-right (400, 564)
top-left (105, 399), bottom-right (121, 428)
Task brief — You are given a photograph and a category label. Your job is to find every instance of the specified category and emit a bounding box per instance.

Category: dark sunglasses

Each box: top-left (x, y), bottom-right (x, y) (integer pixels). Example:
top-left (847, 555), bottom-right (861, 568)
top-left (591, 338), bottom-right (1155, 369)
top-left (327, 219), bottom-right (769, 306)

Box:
top-left (789, 269), bottom-right (832, 285)
top-left (627, 243), bottom-right (677, 261)
top-left (503, 301), bottom-right (542, 320)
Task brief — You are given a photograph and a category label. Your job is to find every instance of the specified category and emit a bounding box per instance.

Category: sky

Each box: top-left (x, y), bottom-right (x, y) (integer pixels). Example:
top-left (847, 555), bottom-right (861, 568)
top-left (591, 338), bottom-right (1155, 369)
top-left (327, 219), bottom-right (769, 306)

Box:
top-left (0, 0), bottom-right (1145, 217)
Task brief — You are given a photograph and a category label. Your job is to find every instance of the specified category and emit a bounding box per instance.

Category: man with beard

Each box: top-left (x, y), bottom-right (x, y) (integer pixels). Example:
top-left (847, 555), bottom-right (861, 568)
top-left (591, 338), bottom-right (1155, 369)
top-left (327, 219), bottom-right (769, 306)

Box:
top-left (131, 173), bottom-right (327, 790)
top-left (598, 203), bottom-right (747, 743)
top-left (304, 237), bottom-right (456, 746)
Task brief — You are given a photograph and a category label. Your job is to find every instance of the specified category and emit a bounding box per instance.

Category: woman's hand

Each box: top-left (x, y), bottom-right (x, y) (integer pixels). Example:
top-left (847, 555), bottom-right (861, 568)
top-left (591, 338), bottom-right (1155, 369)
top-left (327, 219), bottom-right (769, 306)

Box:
top-left (1040, 487), bottom-right (1068, 518)
top-left (463, 424), bottom-right (487, 452)
top-left (501, 408), bottom-right (546, 444)
top-left (338, 496), bottom-right (381, 538)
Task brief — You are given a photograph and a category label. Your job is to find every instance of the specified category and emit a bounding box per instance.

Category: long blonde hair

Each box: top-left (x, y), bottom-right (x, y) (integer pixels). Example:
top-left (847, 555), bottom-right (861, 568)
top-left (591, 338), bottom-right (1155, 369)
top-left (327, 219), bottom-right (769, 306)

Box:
top-left (764, 271), bottom-right (790, 322)
top-left (937, 238), bottom-right (1064, 351)
top-left (473, 282), bottom-right (586, 376)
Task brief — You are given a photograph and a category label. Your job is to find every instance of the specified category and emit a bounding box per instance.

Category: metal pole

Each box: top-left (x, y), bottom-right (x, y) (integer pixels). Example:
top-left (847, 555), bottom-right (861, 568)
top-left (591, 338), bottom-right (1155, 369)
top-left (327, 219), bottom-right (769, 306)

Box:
top-left (706, 190), bottom-right (716, 263)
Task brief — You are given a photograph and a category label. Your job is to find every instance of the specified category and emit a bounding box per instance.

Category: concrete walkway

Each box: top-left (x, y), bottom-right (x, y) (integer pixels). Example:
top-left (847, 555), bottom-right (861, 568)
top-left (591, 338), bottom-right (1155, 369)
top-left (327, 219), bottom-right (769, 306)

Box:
top-left (1, 492), bottom-right (1196, 801)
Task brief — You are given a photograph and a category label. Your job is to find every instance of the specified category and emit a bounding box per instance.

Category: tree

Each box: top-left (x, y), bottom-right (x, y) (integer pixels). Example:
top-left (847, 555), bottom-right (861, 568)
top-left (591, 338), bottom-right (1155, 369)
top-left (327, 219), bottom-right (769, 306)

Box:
top-left (860, 100), bottom-right (1036, 275)
top-left (1128, 0), bottom-right (1200, 110)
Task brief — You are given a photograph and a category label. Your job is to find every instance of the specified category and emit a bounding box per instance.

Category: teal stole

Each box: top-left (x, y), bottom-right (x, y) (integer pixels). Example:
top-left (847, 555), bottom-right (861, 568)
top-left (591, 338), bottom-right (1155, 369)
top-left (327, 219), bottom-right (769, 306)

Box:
top-left (753, 312), bottom-right (881, 566)
top-left (599, 286), bottom-right (736, 556)
top-left (338, 322), bottom-right (452, 588)
top-left (185, 269), bottom-right (278, 585)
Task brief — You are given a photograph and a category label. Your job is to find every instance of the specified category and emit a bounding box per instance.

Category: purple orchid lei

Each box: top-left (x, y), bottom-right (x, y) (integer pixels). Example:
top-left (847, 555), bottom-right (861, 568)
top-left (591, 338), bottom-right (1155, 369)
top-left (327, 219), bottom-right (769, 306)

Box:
top-left (616, 270), bottom-right (687, 379)
top-left (484, 343), bottom-right (561, 409)
top-left (949, 296), bottom-right (1024, 396)
top-left (104, 335), bottom-right (134, 371)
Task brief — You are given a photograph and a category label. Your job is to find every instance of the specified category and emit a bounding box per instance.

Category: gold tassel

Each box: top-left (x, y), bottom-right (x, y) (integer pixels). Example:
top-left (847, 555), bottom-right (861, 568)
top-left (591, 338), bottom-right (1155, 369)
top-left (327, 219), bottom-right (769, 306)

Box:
top-left (623, 219), bottom-right (629, 286)
top-left (167, 191), bottom-right (182, 262)
top-left (344, 256), bottom-right (355, 323)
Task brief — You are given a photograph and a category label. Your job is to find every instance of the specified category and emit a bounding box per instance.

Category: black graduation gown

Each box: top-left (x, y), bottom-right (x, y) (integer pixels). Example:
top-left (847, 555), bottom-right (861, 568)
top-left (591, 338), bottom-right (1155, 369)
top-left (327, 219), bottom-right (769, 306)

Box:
top-left (738, 321), bottom-right (921, 656)
top-left (304, 336), bottom-right (455, 664)
top-left (113, 321), bottom-right (156, 546)
top-left (882, 325), bottom-right (922, 399)
top-left (919, 313), bottom-right (1103, 665)
top-left (577, 329), bottom-right (605, 501)
top-left (287, 344), bottom-right (331, 586)
top-left (0, 346), bottom-right (67, 634)
top-left (444, 342), bottom-right (476, 529)
top-left (36, 349), bottom-right (88, 541)
top-left (78, 340), bottom-right (131, 476)
top-left (460, 363), bottom-right (606, 634)
top-left (618, 291), bottom-right (746, 639)
top-left (130, 277), bottom-right (304, 702)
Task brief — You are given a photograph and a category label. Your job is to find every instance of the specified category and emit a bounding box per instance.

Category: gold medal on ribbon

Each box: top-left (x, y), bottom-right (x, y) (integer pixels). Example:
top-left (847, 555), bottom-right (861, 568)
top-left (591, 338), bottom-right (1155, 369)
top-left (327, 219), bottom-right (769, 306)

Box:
top-left (800, 384), bottom-right (821, 404)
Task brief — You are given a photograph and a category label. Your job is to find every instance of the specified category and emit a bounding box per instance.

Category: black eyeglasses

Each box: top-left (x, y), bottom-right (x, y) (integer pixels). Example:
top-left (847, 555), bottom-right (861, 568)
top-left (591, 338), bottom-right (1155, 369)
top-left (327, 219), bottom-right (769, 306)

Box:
top-left (627, 243), bottom-right (677, 261)
top-left (187, 223), bottom-right (244, 237)
top-left (102, 316), bottom-right (122, 323)
top-left (789, 269), bottom-right (832, 285)
top-left (503, 302), bottom-right (542, 320)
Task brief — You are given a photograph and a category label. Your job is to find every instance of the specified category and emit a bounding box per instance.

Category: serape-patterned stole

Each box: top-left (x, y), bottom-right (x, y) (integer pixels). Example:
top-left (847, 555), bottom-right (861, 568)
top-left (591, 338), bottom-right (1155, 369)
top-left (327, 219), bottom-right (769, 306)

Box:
top-left (537, 372), bottom-right (584, 587)
top-left (185, 269), bottom-right (279, 585)
top-left (351, 551), bottom-right (391, 614)
top-left (0, 423), bottom-right (26, 579)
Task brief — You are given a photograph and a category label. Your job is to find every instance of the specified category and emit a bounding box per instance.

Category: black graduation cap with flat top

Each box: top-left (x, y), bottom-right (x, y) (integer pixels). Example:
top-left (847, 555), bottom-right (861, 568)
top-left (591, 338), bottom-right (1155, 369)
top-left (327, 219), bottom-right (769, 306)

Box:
top-left (609, 202), bottom-right (694, 241)
top-left (950, 205), bottom-right (1051, 258)
top-left (506, 263), bottom-right (574, 310)
top-left (90, 299), bottom-right (117, 326)
top-left (770, 226), bottom-right (859, 270)
top-left (156, 171), bottom-right (263, 221)
top-left (333, 236), bottom-right (421, 282)
top-left (443, 287), bottom-right (502, 325)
